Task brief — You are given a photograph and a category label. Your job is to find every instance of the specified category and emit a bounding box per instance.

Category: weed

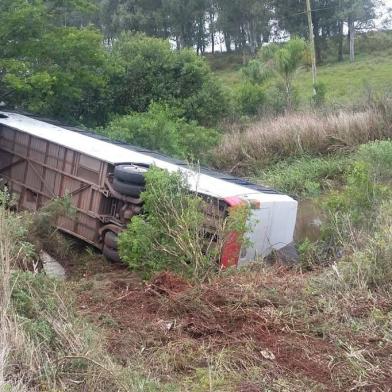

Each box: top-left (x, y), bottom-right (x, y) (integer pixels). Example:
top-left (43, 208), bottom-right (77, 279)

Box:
top-left (214, 102), bottom-right (392, 173)
top-left (341, 201), bottom-right (392, 290)
top-left (297, 239), bottom-right (320, 270)
top-left (119, 167), bottom-right (251, 280)
top-left (256, 154), bottom-right (350, 198)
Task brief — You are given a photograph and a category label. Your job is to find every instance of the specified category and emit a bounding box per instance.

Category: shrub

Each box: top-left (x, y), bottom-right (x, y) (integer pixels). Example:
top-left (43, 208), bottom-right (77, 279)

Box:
top-left (236, 83), bottom-right (266, 116)
top-left (174, 74), bottom-right (230, 127)
top-left (102, 103), bottom-right (220, 161)
top-left (213, 103), bottom-right (392, 173)
top-left (356, 140), bottom-right (392, 182)
top-left (241, 60), bottom-right (271, 85)
top-left (111, 33), bottom-right (228, 126)
top-left (312, 81), bottom-right (327, 107)
top-left (259, 155), bottom-right (350, 198)
top-left (118, 167), bottom-right (251, 280)
top-left (118, 167), bottom-right (213, 279)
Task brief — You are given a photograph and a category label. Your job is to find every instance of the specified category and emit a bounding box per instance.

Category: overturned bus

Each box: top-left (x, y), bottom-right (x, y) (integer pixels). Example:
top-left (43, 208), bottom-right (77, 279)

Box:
top-left (0, 111), bottom-right (298, 268)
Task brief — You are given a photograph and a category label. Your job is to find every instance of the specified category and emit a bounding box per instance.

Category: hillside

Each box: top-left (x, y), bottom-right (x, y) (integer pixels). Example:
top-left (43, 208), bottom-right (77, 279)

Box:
top-left (211, 51), bottom-right (392, 105)
top-left (2, 132), bottom-right (392, 390)
top-left (3, 0), bottom-right (392, 389)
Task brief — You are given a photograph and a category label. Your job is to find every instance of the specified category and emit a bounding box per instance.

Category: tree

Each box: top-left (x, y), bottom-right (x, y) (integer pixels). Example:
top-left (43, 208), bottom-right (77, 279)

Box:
top-left (261, 38), bottom-right (307, 109)
top-left (274, 0), bottom-right (377, 63)
top-left (216, 0), bottom-right (273, 55)
top-left (274, 0), bottom-right (340, 63)
top-left (340, 0), bottom-right (377, 62)
top-left (0, 0), bottom-right (111, 125)
top-left (110, 33), bottom-right (227, 125)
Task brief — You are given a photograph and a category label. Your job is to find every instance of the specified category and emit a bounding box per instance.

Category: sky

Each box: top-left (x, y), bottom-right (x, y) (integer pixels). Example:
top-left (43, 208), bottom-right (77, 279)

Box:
top-left (378, 0), bottom-right (392, 27)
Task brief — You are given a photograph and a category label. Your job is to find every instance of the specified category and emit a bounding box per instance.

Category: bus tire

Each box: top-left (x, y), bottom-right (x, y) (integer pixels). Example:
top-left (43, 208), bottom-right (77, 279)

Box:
top-left (103, 245), bottom-right (122, 263)
top-left (277, 242), bottom-right (299, 264)
top-left (104, 231), bottom-right (118, 249)
top-left (114, 165), bottom-right (147, 185)
top-left (112, 178), bottom-right (144, 198)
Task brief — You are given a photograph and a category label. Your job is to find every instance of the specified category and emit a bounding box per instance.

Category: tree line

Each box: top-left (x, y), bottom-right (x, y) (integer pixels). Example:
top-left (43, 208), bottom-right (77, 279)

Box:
top-left (74, 0), bottom-right (379, 62)
top-left (0, 0), bottom-right (385, 158)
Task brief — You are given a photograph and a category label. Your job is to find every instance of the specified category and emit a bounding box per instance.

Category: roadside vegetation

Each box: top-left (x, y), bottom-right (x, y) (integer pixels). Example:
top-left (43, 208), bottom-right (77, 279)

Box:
top-left (118, 167), bottom-right (251, 280)
top-left (2, 1), bottom-right (392, 390)
top-left (214, 96), bottom-right (392, 174)
top-left (2, 151), bottom-right (392, 390)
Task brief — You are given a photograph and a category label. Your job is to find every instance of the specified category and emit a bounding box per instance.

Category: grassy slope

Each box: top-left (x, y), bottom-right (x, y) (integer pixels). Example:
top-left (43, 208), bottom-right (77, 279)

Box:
top-left (211, 51), bottom-right (392, 105)
top-left (4, 142), bottom-right (392, 391)
top-left (296, 52), bottom-right (392, 104)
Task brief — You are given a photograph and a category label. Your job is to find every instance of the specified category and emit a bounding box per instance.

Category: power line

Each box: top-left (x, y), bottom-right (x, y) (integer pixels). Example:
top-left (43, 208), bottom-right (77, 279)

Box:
top-left (291, 6), bottom-right (337, 17)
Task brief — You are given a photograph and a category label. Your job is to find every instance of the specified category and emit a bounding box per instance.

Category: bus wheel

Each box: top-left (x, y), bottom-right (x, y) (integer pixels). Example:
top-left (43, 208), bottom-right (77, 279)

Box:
top-left (112, 178), bottom-right (144, 198)
top-left (104, 231), bottom-right (118, 249)
top-left (114, 165), bottom-right (147, 185)
top-left (103, 245), bottom-right (122, 263)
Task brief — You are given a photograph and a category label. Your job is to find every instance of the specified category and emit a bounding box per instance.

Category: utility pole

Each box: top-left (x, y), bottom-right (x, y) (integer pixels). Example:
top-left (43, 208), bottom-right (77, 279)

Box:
top-left (306, 0), bottom-right (317, 95)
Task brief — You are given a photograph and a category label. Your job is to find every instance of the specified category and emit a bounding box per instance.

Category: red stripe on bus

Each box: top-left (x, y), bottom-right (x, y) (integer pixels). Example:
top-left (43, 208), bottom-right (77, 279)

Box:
top-left (220, 197), bottom-right (245, 269)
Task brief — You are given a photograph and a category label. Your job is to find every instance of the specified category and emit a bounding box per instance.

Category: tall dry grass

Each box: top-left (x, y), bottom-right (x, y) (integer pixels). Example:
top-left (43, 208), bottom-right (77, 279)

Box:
top-left (0, 194), bottom-right (159, 391)
top-left (0, 194), bottom-right (31, 391)
top-left (213, 99), bottom-right (392, 173)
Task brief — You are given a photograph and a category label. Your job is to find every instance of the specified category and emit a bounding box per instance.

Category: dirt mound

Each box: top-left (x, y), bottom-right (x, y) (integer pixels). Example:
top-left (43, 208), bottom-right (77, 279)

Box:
top-left (147, 271), bottom-right (191, 295)
top-left (76, 265), bottom-right (351, 390)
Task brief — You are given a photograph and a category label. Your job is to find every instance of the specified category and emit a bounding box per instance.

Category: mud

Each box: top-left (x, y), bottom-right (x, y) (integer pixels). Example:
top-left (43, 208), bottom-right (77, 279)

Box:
top-left (294, 199), bottom-right (324, 242)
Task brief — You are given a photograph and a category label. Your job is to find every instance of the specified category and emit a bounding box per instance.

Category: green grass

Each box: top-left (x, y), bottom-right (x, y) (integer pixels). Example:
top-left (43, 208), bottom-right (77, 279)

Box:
top-left (212, 51), bottom-right (392, 105)
top-left (295, 51), bottom-right (392, 105)
top-left (254, 154), bottom-right (351, 198)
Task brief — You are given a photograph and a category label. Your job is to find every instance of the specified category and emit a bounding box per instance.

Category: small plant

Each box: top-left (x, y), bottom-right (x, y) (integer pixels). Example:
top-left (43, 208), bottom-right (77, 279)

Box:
top-left (356, 140), bottom-right (392, 181)
top-left (339, 201), bottom-right (392, 290)
top-left (298, 239), bottom-right (320, 270)
top-left (119, 167), bottom-right (251, 280)
top-left (236, 83), bottom-right (266, 116)
top-left (312, 81), bottom-right (327, 106)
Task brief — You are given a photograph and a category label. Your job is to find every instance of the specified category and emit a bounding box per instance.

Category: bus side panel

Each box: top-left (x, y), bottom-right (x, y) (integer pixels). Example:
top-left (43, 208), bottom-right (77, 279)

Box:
top-left (0, 126), bottom-right (112, 248)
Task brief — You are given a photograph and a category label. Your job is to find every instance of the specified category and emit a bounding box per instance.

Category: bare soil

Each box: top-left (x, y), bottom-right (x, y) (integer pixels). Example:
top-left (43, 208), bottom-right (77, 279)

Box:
top-left (72, 262), bottom-right (365, 391)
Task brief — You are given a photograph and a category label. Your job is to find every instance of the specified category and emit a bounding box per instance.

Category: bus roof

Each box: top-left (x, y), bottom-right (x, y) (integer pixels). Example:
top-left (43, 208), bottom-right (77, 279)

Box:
top-left (0, 111), bottom-right (293, 203)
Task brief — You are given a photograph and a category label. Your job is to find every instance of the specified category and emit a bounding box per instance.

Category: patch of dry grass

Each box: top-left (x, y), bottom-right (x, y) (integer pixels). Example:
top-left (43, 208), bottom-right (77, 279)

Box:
top-left (214, 99), bottom-right (392, 174)
top-left (0, 193), bottom-right (161, 391)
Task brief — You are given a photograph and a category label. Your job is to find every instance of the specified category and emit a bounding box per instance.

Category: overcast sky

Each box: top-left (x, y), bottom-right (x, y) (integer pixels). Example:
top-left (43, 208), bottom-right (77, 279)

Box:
top-left (377, 0), bottom-right (392, 27)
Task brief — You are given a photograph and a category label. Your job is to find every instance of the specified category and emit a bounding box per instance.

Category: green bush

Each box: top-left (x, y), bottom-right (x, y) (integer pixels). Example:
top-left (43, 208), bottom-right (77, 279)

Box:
top-left (102, 103), bottom-right (220, 161)
top-left (236, 83), bottom-right (266, 116)
top-left (356, 140), bottom-right (392, 182)
top-left (118, 167), bottom-right (213, 279)
top-left (241, 60), bottom-right (271, 85)
top-left (324, 160), bottom-right (390, 224)
top-left (111, 33), bottom-right (228, 126)
top-left (118, 167), bottom-right (251, 280)
top-left (320, 147), bottom-right (392, 250)
top-left (259, 155), bottom-right (350, 198)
